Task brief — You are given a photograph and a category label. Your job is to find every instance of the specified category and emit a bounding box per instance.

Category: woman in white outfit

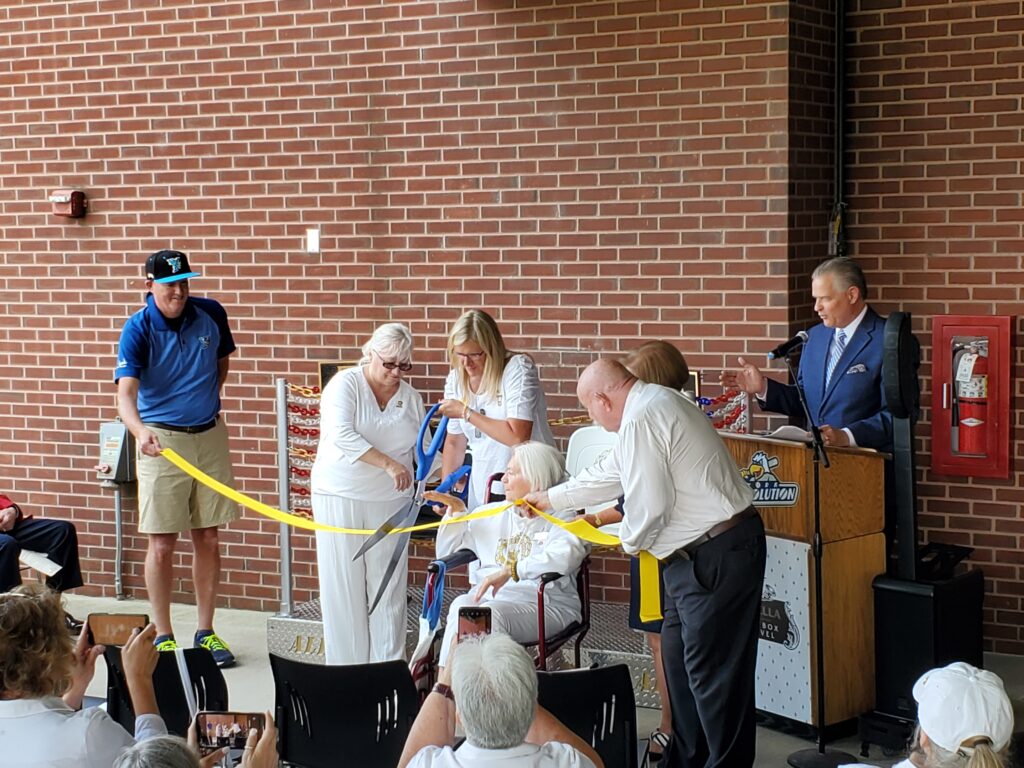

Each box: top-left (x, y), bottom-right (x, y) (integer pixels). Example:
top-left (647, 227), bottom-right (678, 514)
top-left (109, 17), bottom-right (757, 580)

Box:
top-left (438, 309), bottom-right (554, 511)
top-left (431, 441), bottom-right (589, 666)
top-left (311, 323), bottom-right (426, 664)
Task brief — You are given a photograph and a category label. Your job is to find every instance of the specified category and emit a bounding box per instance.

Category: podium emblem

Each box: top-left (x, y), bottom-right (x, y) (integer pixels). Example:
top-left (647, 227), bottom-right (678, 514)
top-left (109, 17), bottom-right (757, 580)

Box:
top-left (741, 450), bottom-right (800, 507)
top-left (760, 584), bottom-right (800, 649)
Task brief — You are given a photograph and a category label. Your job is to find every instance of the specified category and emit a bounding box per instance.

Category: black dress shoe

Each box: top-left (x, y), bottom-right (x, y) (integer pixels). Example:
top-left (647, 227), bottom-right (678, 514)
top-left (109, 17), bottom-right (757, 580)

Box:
top-left (65, 612), bottom-right (84, 634)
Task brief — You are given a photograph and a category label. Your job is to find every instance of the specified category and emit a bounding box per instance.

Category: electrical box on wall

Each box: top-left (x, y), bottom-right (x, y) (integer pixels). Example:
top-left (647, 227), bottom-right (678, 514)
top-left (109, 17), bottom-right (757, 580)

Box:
top-left (49, 189), bottom-right (87, 218)
top-left (931, 315), bottom-right (1012, 479)
top-left (97, 421), bottom-right (136, 483)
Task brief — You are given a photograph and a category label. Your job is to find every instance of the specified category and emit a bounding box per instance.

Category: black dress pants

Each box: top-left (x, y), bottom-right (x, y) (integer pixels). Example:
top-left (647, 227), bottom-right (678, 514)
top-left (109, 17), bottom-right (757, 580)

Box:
top-left (660, 513), bottom-right (766, 768)
top-left (0, 516), bottom-right (84, 592)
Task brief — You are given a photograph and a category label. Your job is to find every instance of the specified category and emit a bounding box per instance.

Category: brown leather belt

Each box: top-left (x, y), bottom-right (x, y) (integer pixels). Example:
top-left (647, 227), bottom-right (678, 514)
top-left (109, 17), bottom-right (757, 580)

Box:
top-left (148, 418), bottom-right (218, 434)
top-left (663, 506), bottom-right (759, 563)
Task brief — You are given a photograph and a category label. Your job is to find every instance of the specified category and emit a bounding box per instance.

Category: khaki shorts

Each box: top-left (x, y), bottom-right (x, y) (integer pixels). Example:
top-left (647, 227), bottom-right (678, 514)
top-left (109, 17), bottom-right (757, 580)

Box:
top-left (137, 418), bottom-right (241, 534)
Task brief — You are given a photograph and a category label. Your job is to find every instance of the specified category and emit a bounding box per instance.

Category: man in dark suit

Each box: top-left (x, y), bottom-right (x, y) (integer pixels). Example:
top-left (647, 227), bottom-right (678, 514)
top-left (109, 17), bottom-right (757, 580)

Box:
top-left (724, 257), bottom-right (891, 451)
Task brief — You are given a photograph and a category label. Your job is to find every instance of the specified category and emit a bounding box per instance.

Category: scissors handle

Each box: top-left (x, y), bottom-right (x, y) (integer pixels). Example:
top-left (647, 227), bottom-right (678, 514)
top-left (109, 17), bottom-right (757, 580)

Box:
top-left (415, 402), bottom-right (448, 483)
top-left (435, 465), bottom-right (471, 498)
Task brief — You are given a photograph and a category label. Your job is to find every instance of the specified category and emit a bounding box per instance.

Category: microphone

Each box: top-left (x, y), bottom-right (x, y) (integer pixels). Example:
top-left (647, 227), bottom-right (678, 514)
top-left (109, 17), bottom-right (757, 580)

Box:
top-left (767, 330), bottom-right (809, 360)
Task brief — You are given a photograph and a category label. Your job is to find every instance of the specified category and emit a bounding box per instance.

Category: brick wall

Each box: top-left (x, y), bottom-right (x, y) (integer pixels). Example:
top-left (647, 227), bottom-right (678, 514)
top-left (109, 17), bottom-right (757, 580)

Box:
top-left (0, 0), bottom-right (792, 612)
top-left (1, 0), bottom-right (1021, 651)
top-left (846, 0), bottom-right (1024, 652)
top-left (788, 0), bottom-right (837, 325)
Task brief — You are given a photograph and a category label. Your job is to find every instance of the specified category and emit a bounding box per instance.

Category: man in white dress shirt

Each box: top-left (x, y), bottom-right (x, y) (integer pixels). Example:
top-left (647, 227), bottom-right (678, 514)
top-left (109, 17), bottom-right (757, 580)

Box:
top-left (527, 359), bottom-right (766, 768)
top-left (398, 633), bottom-right (602, 768)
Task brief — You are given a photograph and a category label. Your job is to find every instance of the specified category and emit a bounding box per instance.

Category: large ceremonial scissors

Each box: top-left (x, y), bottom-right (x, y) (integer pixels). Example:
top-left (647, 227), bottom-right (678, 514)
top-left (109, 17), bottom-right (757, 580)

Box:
top-left (355, 402), bottom-right (466, 614)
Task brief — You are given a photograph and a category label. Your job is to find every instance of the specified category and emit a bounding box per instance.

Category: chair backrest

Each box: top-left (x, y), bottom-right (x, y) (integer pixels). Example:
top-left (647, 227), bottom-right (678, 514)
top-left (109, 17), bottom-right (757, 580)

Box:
top-left (566, 427), bottom-right (619, 514)
top-left (537, 664), bottom-right (638, 768)
top-left (482, 471), bottom-right (506, 504)
top-left (105, 646), bottom-right (228, 737)
top-left (270, 654), bottom-right (419, 768)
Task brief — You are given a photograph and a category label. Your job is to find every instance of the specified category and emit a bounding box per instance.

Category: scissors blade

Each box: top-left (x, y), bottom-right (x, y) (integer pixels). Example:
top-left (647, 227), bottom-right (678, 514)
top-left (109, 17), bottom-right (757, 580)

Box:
top-left (367, 506), bottom-right (421, 614)
top-left (352, 490), bottom-right (419, 561)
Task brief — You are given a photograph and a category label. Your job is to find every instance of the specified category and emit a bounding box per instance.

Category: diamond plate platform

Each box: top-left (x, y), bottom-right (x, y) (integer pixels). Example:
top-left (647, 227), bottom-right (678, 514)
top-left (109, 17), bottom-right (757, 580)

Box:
top-left (266, 587), bottom-right (663, 709)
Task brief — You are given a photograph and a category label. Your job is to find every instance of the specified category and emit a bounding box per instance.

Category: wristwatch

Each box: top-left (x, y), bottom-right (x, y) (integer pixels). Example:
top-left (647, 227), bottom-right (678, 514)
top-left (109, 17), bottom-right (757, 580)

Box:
top-left (432, 682), bottom-right (455, 703)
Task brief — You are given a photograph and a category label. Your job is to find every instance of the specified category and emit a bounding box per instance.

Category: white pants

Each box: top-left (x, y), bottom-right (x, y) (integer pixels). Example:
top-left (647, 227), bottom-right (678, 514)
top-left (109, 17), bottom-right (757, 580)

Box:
top-left (438, 588), bottom-right (580, 666)
top-left (313, 493), bottom-right (409, 665)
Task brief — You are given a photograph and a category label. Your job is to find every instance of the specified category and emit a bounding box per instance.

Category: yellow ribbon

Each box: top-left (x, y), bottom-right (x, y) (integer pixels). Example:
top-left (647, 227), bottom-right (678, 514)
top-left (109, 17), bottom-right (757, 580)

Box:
top-left (161, 447), bottom-right (664, 622)
top-left (521, 501), bottom-right (663, 624)
top-left (161, 448), bottom-right (508, 535)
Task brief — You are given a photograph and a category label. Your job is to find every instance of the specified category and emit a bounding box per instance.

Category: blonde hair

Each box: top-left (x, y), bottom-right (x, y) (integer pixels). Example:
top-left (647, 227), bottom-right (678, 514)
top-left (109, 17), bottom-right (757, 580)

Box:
top-left (622, 341), bottom-right (690, 391)
top-left (447, 309), bottom-right (510, 400)
top-left (360, 323), bottom-right (414, 365)
top-left (909, 726), bottom-right (1007, 768)
top-left (0, 584), bottom-right (74, 699)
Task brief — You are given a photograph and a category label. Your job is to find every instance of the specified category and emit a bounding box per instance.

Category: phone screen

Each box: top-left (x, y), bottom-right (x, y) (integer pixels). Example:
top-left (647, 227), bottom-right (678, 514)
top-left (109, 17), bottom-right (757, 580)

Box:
top-left (457, 606), bottom-right (492, 639)
top-left (196, 711), bottom-right (266, 753)
top-left (87, 613), bottom-right (149, 646)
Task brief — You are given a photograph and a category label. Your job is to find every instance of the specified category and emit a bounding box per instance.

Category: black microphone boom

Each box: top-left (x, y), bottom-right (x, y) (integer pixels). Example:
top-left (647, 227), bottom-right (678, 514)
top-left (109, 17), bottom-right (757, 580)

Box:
top-left (767, 330), bottom-right (809, 360)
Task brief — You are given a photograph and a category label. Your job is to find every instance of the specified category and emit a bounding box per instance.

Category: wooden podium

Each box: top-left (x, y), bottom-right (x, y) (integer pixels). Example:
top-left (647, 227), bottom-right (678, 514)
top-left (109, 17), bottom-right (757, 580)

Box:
top-left (721, 433), bottom-right (886, 727)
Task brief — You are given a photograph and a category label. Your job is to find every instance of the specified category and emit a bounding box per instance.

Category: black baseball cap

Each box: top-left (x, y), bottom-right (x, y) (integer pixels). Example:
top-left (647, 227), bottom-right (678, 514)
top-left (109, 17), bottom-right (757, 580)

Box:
top-left (145, 250), bottom-right (201, 283)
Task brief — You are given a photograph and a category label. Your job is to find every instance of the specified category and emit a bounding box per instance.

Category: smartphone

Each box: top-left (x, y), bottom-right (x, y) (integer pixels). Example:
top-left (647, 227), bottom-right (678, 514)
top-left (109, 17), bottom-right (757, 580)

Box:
top-left (457, 606), bottom-right (492, 639)
top-left (196, 711), bottom-right (266, 754)
top-left (87, 613), bottom-right (149, 646)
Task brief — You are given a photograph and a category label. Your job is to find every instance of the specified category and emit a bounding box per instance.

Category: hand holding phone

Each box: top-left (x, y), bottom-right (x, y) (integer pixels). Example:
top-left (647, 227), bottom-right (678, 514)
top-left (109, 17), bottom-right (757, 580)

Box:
top-left (87, 613), bottom-right (150, 646)
top-left (195, 711), bottom-right (267, 755)
top-left (457, 606), bottom-right (491, 640)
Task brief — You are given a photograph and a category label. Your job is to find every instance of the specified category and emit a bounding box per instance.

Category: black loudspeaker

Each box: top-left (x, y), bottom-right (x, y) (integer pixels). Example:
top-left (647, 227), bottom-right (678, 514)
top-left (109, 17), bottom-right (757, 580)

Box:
top-left (882, 312), bottom-right (923, 579)
top-left (882, 312), bottom-right (921, 420)
top-left (872, 569), bottom-right (984, 720)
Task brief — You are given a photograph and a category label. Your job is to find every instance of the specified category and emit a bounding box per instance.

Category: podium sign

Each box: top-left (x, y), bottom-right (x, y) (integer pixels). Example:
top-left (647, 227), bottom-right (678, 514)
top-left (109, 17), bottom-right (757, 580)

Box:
top-left (757, 537), bottom-right (812, 723)
top-left (723, 433), bottom-right (887, 727)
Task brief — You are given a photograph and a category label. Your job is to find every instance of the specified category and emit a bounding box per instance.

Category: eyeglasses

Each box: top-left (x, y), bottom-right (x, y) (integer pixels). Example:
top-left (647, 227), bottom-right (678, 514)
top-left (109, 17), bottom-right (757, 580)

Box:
top-left (373, 350), bottom-right (413, 372)
top-left (455, 351), bottom-right (486, 360)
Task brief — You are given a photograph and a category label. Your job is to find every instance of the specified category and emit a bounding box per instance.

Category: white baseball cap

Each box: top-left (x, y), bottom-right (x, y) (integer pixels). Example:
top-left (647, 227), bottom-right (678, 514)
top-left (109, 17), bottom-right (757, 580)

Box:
top-left (913, 662), bottom-right (1015, 754)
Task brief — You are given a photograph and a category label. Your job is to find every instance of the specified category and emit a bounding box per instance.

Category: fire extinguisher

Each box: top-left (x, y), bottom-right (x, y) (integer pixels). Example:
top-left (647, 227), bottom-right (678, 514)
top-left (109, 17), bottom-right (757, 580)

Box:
top-left (956, 350), bottom-right (988, 455)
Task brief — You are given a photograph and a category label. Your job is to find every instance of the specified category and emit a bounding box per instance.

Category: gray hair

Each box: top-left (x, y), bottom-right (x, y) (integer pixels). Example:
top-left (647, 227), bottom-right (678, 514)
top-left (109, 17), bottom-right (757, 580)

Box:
top-left (512, 441), bottom-right (567, 492)
top-left (113, 736), bottom-right (201, 768)
top-left (360, 322), bottom-right (414, 365)
top-left (451, 633), bottom-right (538, 749)
top-left (812, 257), bottom-right (868, 300)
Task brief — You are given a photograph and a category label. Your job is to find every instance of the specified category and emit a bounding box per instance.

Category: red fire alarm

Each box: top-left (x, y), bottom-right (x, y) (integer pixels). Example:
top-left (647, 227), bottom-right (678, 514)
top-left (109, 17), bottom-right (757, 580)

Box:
top-left (49, 189), bottom-right (87, 218)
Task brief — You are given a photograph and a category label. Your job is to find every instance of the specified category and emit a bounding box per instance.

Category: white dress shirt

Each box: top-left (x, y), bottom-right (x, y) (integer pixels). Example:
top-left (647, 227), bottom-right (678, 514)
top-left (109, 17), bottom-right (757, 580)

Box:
top-left (547, 382), bottom-right (753, 559)
top-left (444, 355), bottom-right (555, 509)
top-left (407, 740), bottom-right (598, 768)
top-left (311, 365), bottom-right (427, 501)
top-left (0, 696), bottom-right (167, 768)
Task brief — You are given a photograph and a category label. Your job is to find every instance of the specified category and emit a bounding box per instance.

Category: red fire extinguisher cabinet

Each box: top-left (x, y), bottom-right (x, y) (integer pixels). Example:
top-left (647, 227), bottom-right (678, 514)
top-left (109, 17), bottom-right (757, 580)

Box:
top-left (931, 315), bottom-right (1012, 479)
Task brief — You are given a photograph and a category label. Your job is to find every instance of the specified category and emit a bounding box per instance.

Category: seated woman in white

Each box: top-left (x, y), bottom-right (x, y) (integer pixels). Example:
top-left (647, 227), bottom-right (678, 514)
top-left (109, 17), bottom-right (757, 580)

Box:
top-left (431, 441), bottom-right (589, 667)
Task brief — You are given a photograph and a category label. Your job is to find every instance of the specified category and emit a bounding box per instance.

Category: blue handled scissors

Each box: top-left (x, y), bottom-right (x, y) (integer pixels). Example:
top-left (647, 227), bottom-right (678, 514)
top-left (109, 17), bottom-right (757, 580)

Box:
top-left (355, 402), bottom-right (449, 614)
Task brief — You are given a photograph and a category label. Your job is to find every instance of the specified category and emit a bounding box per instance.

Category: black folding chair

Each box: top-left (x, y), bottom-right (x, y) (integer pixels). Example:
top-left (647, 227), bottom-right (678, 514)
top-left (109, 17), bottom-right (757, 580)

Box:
top-left (270, 654), bottom-right (418, 768)
top-left (104, 646), bottom-right (228, 737)
top-left (537, 664), bottom-right (638, 768)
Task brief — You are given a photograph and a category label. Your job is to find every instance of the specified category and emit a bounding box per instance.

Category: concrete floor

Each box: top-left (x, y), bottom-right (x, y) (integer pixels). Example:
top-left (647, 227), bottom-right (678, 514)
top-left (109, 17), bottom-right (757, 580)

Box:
top-left (66, 592), bottom-right (1022, 767)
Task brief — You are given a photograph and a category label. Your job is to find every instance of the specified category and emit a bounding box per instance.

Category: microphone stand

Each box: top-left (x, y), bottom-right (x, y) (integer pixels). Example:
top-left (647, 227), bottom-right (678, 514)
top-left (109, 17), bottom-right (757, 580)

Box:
top-left (783, 355), bottom-right (856, 768)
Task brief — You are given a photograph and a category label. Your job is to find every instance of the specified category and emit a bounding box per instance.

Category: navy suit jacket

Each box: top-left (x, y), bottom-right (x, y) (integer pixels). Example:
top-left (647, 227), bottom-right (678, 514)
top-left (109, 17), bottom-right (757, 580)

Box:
top-left (762, 307), bottom-right (892, 451)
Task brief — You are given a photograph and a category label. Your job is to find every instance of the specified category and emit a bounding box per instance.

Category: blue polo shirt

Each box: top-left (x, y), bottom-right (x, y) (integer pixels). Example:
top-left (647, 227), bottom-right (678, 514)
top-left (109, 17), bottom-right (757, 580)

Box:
top-left (115, 294), bottom-right (236, 426)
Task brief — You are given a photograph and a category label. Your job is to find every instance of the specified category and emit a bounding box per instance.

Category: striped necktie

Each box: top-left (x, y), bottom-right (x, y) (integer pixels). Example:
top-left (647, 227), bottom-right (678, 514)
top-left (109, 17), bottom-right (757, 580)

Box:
top-left (825, 329), bottom-right (847, 387)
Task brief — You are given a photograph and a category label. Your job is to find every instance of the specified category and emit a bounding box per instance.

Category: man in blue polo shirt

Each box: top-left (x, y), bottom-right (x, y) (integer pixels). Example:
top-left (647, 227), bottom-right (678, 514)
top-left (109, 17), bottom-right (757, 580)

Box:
top-left (115, 249), bottom-right (240, 667)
